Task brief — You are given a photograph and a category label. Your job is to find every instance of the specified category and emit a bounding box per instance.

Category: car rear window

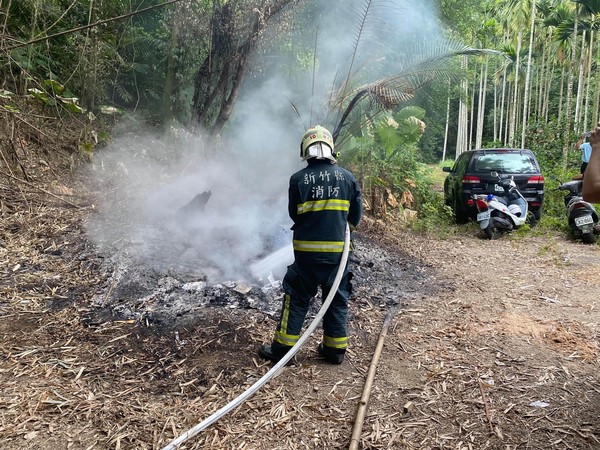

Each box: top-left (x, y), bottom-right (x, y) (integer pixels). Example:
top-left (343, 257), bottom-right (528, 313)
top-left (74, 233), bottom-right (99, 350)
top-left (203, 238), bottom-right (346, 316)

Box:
top-left (472, 153), bottom-right (538, 174)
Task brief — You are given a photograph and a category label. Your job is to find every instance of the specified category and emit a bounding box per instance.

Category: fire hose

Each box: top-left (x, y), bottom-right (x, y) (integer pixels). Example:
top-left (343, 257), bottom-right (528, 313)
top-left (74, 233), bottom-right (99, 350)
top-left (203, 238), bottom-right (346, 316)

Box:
top-left (162, 224), bottom-right (351, 450)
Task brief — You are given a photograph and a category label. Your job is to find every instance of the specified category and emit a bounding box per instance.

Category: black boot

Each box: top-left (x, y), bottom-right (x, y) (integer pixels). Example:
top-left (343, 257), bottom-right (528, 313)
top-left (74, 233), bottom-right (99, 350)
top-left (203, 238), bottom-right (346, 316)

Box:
top-left (259, 342), bottom-right (295, 365)
top-left (317, 343), bottom-right (345, 364)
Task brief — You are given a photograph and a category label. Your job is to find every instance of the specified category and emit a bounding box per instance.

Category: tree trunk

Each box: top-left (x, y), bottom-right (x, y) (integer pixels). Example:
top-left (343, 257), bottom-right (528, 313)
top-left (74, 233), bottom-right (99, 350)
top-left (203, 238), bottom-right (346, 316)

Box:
top-left (513, 87), bottom-right (520, 145)
top-left (563, 7), bottom-right (579, 166)
top-left (191, 0), bottom-right (295, 136)
top-left (475, 62), bottom-right (484, 149)
top-left (558, 65), bottom-right (565, 122)
top-left (528, 66), bottom-right (535, 123)
top-left (24, 0), bottom-right (40, 94)
top-left (161, 17), bottom-right (181, 124)
top-left (82, 0), bottom-right (100, 112)
top-left (456, 56), bottom-right (469, 159)
top-left (442, 82), bottom-right (450, 161)
top-left (476, 60), bottom-right (487, 149)
top-left (210, 43), bottom-right (251, 137)
top-left (0, 0), bottom-right (12, 38)
top-left (499, 65), bottom-right (507, 143)
top-left (583, 30), bottom-right (593, 131)
top-left (457, 101), bottom-right (466, 157)
top-left (541, 28), bottom-right (553, 122)
top-left (543, 58), bottom-right (555, 122)
top-left (536, 42), bottom-right (546, 119)
top-left (493, 75), bottom-right (498, 142)
top-left (505, 81), bottom-right (511, 144)
top-left (509, 32), bottom-right (522, 147)
top-left (593, 32), bottom-right (600, 126)
top-left (469, 77), bottom-right (475, 150)
top-left (521, 0), bottom-right (535, 149)
top-left (574, 30), bottom-right (587, 133)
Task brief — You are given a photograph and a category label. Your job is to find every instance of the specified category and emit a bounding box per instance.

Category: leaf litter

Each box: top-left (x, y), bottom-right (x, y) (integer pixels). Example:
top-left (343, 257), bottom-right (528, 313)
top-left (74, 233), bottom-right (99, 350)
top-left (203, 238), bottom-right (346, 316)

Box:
top-left (1, 171), bottom-right (599, 449)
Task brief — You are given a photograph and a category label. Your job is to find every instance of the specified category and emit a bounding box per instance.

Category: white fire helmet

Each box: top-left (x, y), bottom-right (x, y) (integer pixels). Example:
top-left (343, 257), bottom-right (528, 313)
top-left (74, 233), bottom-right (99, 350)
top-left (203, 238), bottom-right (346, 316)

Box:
top-left (300, 125), bottom-right (338, 162)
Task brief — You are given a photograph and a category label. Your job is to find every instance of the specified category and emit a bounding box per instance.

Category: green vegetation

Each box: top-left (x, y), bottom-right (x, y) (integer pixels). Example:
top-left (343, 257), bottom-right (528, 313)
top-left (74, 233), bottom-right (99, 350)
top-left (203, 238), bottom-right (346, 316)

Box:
top-left (2, 0), bottom-right (600, 237)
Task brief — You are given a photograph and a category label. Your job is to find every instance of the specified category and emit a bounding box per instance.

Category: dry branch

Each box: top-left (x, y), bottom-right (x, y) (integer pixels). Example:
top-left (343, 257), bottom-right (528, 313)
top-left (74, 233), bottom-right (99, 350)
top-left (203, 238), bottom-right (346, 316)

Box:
top-left (0, 169), bottom-right (81, 207)
top-left (348, 307), bottom-right (396, 450)
top-left (3, 0), bottom-right (185, 51)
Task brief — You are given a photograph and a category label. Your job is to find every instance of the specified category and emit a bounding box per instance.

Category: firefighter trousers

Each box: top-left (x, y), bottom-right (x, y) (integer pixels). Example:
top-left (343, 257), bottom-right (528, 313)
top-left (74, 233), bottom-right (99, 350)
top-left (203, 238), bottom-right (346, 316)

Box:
top-left (273, 260), bottom-right (352, 354)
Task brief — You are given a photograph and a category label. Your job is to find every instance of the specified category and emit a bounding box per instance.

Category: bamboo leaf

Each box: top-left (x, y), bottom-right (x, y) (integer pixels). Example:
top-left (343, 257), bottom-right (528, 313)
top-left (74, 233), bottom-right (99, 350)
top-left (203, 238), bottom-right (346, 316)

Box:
top-left (57, 97), bottom-right (84, 113)
top-left (28, 88), bottom-right (50, 104)
top-left (43, 79), bottom-right (65, 95)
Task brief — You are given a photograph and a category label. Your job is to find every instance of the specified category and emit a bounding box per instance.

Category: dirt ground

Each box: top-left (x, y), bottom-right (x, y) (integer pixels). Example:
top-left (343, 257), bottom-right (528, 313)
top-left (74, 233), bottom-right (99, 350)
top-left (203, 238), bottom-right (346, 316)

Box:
top-left (1, 165), bottom-right (600, 450)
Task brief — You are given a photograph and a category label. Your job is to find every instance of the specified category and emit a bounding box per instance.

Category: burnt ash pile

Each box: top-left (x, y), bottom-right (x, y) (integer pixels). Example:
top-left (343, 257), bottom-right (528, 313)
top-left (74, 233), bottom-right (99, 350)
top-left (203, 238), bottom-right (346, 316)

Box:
top-left (88, 226), bottom-right (441, 329)
top-left (84, 158), bottom-right (443, 328)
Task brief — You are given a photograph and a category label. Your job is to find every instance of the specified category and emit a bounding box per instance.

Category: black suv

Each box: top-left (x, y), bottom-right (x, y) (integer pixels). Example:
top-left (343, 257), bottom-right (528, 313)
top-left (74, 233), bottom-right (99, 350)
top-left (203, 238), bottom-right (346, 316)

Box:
top-left (443, 148), bottom-right (545, 223)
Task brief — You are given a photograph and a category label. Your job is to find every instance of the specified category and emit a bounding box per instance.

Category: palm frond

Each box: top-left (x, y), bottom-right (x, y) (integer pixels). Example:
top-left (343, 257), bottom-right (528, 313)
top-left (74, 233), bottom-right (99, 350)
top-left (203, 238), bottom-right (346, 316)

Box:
top-left (555, 19), bottom-right (576, 44)
top-left (310, 26), bottom-right (319, 123)
top-left (542, 2), bottom-right (571, 28)
top-left (287, 97), bottom-right (306, 129)
top-left (333, 0), bottom-right (403, 120)
top-left (330, 42), bottom-right (504, 144)
top-left (112, 83), bottom-right (133, 103)
top-left (536, 0), bottom-right (554, 19)
top-left (337, 0), bottom-right (377, 103)
top-left (367, 84), bottom-right (413, 110)
top-left (573, 0), bottom-right (600, 16)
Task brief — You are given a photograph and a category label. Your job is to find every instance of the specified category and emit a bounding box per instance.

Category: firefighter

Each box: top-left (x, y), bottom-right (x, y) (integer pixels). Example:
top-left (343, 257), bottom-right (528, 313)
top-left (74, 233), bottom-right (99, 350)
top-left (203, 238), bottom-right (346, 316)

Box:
top-left (259, 125), bottom-right (362, 364)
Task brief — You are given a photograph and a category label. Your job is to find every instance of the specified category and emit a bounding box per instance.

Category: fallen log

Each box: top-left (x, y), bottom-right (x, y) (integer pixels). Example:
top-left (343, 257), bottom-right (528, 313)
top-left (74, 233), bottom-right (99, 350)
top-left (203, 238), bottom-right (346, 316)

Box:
top-left (176, 190), bottom-right (212, 217)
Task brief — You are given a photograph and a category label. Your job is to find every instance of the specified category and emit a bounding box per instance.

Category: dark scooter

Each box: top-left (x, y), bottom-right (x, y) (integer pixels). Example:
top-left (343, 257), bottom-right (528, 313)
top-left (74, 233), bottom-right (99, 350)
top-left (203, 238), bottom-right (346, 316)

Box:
top-left (556, 178), bottom-right (599, 244)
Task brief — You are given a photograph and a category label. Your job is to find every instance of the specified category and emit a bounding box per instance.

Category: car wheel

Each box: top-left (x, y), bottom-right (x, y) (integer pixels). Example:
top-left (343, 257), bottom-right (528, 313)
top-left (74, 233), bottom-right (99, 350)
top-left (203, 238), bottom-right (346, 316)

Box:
top-left (527, 211), bottom-right (537, 228)
top-left (582, 232), bottom-right (597, 244)
top-left (532, 208), bottom-right (542, 221)
top-left (453, 195), bottom-right (468, 224)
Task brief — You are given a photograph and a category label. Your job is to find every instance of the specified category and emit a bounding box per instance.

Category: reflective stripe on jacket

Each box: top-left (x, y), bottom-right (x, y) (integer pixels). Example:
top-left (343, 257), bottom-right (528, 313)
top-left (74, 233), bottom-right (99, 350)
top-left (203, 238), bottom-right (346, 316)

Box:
top-left (289, 159), bottom-right (362, 264)
top-left (297, 199), bottom-right (350, 214)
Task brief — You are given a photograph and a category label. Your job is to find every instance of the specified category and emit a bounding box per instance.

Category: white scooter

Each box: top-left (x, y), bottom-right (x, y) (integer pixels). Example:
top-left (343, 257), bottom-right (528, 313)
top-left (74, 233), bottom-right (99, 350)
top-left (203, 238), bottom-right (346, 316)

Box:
top-left (469, 172), bottom-right (531, 240)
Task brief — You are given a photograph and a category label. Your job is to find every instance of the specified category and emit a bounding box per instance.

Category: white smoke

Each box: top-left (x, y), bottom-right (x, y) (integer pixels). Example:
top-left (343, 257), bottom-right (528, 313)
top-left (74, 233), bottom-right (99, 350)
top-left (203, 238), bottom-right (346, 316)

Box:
top-left (85, 0), bottom-right (442, 282)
